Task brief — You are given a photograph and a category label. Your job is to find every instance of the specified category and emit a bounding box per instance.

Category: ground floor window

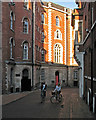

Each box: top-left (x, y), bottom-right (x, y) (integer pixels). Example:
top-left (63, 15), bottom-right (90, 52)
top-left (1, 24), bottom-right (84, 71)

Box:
top-left (74, 81), bottom-right (78, 86)
top-left (41, 68), bottom-right (45, 81)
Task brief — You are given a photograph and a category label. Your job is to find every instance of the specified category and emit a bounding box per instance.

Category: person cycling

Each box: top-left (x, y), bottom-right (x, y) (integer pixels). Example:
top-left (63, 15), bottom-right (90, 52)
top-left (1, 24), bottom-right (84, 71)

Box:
top-left (53, 83), bottom-right (61, 100)
top-left (54, 83), bottom-right (61, 94)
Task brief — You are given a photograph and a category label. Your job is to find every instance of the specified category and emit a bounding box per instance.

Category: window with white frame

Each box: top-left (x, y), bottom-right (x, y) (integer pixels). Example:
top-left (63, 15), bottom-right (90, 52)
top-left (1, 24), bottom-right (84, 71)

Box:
top-left (23, 18), bottom-right (28, 34)
top-left (23, 42), bottom-right (28, 60)
top-left (56, 16), bottom-right (59, 26)
top-left (74, 70), bottom-right (78, 79)
top-left (54, 29), bottom-right (62, 40)
top-left (54, 44), bottom-right (63, 63)
top-left (10, 11), bottom-right (13, 30)
top-left (41, 50), bottom-right (45, 62)
top-left (41, 13), bottom-right (44, 24)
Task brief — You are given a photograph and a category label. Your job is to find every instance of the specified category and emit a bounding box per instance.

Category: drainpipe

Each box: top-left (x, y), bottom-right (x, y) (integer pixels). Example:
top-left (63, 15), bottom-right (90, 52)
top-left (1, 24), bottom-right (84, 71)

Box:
top-left (67, 66), bottom-right (68, 86)
top-left (32, 1), bottom-right (35, 89)
top-left (90, 7), bottom-right (93, 111)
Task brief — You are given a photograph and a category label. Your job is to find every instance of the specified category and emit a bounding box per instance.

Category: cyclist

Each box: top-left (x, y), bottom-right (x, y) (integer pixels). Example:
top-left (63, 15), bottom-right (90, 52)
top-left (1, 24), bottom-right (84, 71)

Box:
top-left (53, 83), bottom-right (61, 99)
top-left (54, 83), bottom-right (61, 93)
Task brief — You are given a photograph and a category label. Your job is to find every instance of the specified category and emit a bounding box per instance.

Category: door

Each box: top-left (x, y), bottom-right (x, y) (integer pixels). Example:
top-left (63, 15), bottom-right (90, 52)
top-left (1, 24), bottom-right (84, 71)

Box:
top-left (55, 71), bottom-right (59, 85)
top-left (21, 69), bottom-right (31, 91)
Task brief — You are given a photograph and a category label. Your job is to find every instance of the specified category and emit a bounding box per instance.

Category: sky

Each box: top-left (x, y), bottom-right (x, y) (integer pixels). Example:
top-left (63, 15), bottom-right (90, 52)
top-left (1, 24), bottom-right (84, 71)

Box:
top-left (44, 0), bottom-right (78, 9)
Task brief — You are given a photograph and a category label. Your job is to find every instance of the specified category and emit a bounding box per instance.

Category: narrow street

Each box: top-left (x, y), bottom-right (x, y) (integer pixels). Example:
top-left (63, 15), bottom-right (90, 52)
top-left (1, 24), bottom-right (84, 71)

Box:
top-left (2, 88), bottom-right (95, 118)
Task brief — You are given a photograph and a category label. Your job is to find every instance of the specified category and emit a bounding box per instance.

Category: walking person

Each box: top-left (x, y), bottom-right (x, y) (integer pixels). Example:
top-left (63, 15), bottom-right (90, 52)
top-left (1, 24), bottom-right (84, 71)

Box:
top-left (41, 82), bottom-right (47, 103)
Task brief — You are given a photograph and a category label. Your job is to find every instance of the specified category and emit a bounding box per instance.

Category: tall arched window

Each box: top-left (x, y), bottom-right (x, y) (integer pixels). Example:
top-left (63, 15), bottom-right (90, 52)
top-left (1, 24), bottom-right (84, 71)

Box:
top-left (56, 16), bottom-right (59, 26)
top-left (41, 50), bottom-right (45, 62)
top-left (41, 31), bottom-right (45, 43)
top-left (54, 44), bottom-right (63, 63)
top-left (54, 29), bottom-right (62, 40)
top-left (23, 18), bottom-right (28, 34)
top-left (23, 42), bottom-right (28, 60)
top-left (10, 37), bottom-right (15, 59)
top-left (41, 13), bottom-right (44, 24)
top-left (10, 11), bottom-right (13, 29)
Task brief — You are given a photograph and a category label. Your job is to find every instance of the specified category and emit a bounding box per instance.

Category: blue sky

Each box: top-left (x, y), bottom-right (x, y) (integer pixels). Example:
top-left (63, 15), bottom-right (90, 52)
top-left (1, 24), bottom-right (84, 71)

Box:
top-left (44, 0), bottom-right (78, 9)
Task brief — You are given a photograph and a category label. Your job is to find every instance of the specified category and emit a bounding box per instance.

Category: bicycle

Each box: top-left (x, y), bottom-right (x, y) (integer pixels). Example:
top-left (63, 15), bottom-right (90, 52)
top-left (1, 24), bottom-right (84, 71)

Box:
top-left (50, 91), bottom-right (62, 104)
top-left (41, 90), bottom-right (46, 103)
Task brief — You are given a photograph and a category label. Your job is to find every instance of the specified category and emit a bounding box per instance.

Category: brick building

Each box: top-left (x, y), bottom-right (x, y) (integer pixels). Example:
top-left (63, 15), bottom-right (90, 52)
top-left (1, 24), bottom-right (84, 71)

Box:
top-left (2, 1), bottom-right (44, 93)
top-left (2, 1), bottom-right (79, 94)
top-left (73, 1), bottom-right (96, 112)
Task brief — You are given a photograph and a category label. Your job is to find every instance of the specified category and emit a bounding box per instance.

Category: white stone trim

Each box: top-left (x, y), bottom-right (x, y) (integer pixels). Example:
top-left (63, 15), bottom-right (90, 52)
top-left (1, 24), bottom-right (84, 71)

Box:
top-left (70, 15), bottom-right (72, 65)
top-left (64, 13), bottom-right (66, 64)
top-left (48, 9), bottom-right (52, 61)
top-left (84, 76), bottom-right (96, 81)
top-left (42, 5), bottom-right (70, 15)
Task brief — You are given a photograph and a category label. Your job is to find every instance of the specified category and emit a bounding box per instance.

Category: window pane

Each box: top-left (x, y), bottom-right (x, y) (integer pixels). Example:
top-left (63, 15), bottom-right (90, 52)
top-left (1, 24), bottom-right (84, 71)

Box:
top-left (10, 12), bottom-right (13, 29)
top-left (41, 69), bottom-right (45, 81)
top-left (41, 14), bottom-right (44, 24)
top-left (23, 19), bottom-right (28, 33)
top-left (56, 16), bottom-right (59, 26)
top-left (41, 50), bottom-right (45, 62)
top-left (54, 44), bottom-right (61, 63)
top-left (23, 43), bottom-right (28, 59)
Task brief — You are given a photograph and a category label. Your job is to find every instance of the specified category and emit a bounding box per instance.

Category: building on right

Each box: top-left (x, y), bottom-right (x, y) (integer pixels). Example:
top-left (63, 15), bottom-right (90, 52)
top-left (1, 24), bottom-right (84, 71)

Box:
top-left (72, 1), bottom-right (96, 112)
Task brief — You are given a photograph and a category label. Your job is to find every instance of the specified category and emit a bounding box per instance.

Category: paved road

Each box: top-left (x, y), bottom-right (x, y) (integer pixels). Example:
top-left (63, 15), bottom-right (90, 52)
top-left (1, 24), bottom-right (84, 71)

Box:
top-left (2, 88), bottom-right (96, 118)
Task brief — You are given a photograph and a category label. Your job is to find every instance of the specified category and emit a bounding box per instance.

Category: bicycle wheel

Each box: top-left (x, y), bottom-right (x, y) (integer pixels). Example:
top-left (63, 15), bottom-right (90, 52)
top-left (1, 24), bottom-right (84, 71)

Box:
top-left (58, 94), bottom-right (62, 102)
top-left (50, 96), bottom-right (57, 104)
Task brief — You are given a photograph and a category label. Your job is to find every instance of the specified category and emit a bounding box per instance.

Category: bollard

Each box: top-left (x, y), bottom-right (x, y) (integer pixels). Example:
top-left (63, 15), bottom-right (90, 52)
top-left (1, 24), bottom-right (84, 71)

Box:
top-left (93, 93), bottom-right (96, 113)
top-left (89, 88), bottom-right (91, 106)
top-left (87, 90), bottom-right (89, 105)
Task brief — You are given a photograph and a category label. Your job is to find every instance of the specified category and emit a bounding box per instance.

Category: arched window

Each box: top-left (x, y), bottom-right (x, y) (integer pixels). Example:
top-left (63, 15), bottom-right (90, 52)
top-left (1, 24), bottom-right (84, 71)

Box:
top-left (10, 11), bottom-right (13, 29)
top-left (23, 18), bottom-right (28, 34)
top-left (41, 50), bottom-right (45, 62)
top-left (23, 42), bottom-right (28, 60)
top-left (54, 29), bottom-right (62, 40)
top-left (54, 44), bottom-right (63, 63)
top-left (10, 37), bottom-right (15, 59)
top-left (41, 13), bottom-right (44, 24)
top-left (22, 69), bottom-right (29, 79)
top-left (56, 16), bottom-right (59, 26)
top-left (41, 31), bottom-right (45, 43)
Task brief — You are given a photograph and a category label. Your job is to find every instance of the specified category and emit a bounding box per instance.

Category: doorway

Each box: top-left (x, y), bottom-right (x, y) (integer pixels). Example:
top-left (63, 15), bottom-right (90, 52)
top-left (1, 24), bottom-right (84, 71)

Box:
top-left (55, 71), bottom-right (59, 85)
top-left (21, 69), bottom-right (31, 91)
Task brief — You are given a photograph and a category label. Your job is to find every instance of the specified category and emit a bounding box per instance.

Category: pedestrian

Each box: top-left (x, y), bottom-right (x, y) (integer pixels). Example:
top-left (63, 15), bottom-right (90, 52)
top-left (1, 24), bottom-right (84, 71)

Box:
top-left (41, 82), bottom-right (47, 103)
